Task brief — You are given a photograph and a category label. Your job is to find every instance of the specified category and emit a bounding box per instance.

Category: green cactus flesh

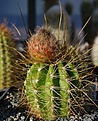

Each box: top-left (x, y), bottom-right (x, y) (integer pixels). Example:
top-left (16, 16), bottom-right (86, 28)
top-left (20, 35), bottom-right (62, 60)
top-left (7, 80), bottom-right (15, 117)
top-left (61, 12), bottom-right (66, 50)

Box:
top-left (25, 60), bottom-right (85, 120)
top-left (25, 27), bottom-right (92, 120)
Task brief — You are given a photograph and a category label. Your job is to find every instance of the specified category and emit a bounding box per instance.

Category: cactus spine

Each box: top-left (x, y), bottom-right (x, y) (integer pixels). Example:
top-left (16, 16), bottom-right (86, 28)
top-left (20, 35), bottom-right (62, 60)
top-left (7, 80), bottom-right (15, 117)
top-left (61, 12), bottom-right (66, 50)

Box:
top-left (0, 23), bottom-right (14, 88)
top-left (25, 26), bottom-right (92, 120)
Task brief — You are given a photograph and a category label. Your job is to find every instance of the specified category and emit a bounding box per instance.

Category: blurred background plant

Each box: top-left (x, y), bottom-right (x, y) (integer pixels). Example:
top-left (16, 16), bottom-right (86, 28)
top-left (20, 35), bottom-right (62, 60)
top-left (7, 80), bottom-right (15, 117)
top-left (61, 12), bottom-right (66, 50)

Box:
top-left (0, 23), bottom-right (15, 88)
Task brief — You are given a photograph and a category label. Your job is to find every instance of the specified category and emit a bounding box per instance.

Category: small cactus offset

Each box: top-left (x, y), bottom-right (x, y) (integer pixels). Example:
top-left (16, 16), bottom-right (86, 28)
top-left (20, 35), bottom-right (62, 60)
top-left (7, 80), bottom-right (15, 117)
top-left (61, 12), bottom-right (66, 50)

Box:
top-left (25, 26), bottom-right (93, 120)
top-left (0, 23), bottom-right (15, 88)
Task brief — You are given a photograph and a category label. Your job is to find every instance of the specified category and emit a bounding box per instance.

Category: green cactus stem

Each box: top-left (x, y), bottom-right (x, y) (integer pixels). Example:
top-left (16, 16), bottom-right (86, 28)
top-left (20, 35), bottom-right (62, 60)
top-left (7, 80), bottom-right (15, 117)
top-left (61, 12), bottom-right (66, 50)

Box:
top-left (0, 23), bottom-right (15, 88)
top-left (25, 26), bottom-right (93, 120)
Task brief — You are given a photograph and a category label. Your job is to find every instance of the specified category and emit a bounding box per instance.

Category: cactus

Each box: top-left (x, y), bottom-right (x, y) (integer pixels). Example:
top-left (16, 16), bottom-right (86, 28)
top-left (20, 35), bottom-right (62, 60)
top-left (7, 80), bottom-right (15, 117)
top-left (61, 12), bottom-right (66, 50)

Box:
top-left (25, 26), bottom-right (93, 120)
top-left (91, 36), bottom-right (98, 66)
top-left (0, 23), bottom-right (15, 88)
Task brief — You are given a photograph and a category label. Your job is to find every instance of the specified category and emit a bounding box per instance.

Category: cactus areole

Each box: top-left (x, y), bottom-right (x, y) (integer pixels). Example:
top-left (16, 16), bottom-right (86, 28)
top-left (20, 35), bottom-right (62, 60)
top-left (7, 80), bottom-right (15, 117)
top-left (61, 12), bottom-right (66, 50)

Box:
top-left (25, 27), bottom-right (89, 120)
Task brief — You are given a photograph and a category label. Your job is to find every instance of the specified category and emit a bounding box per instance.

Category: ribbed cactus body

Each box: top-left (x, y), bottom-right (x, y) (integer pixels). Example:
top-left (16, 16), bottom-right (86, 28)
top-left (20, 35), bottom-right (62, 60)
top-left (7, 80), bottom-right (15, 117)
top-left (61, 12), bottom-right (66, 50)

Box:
top-left (25, 26), bottom-right (92, 120)
top-left (26, 61), bottom-right (81, 120)
top-left (0, 23), bottom-right (14, 88)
